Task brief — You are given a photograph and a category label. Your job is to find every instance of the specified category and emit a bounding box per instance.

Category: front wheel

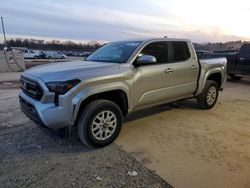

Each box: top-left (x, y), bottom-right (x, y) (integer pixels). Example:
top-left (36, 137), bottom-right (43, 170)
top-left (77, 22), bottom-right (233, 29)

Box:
top-left (77, 99), bottom-right (123, 147)
top-left (197, 80), bottom-right (219, 109)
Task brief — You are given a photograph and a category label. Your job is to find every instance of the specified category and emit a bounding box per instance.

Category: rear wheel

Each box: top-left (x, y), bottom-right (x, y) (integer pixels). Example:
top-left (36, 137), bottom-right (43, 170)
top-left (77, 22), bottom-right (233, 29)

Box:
top-left (197, 80), bottom-right (219, 109)
top-left (77, 99), bottom-right (123, 147)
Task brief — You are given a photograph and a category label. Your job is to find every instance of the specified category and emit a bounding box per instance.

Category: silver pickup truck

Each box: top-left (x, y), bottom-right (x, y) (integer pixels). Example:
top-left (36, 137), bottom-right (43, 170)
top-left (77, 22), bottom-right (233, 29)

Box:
top-left (19, 38), bottom-right (227, 147)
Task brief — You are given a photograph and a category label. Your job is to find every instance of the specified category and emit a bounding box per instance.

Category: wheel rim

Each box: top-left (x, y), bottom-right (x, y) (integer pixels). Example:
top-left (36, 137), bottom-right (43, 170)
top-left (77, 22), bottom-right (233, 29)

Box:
top-left (206, 86), bottom-right (217, 105)
top-left (91, 111), bottom-right (117, 141)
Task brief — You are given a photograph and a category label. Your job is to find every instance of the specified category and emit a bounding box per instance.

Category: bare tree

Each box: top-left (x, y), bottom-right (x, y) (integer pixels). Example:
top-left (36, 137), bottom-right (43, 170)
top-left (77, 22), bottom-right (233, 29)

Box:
top-left (0, 38), bottom-right (103, 52)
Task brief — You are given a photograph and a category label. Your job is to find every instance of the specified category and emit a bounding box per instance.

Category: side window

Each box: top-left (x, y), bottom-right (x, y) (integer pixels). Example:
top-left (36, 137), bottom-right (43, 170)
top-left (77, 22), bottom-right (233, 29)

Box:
top-left (169, 41), bottom-right (190, 62)
top-left (140, 42), bottom-right (168, 63)
top-left (239, 44), bottom-right (250, 59)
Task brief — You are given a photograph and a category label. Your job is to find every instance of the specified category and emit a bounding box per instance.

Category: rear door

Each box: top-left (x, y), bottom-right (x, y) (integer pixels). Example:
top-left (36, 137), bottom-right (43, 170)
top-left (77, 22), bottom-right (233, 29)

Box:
top-left (167, 41), bottom-right (199, 98)
top-left (237, 44), bottom-right (250, 75)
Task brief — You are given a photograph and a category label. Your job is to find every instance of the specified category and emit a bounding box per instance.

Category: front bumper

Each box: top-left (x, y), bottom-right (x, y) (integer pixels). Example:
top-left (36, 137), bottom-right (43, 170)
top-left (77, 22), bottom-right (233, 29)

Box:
top-left (19, 90), bottom-right (73, 130)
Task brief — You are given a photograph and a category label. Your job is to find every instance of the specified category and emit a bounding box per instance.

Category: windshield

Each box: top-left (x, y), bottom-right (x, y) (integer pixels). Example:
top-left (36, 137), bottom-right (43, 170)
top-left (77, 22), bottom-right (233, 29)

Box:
top-left (86, 41), bottom-right (141, 63)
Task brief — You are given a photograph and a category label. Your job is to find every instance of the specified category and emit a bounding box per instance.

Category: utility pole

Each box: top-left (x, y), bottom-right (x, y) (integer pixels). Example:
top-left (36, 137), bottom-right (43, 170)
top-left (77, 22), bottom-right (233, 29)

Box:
top-left (1, 16), bottom-right (8, 48)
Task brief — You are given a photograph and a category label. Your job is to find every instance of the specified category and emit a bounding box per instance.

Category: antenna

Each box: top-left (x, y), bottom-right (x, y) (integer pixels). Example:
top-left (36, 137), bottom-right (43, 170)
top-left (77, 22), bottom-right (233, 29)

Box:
top-left (1, 16), bottom-right (8, 48)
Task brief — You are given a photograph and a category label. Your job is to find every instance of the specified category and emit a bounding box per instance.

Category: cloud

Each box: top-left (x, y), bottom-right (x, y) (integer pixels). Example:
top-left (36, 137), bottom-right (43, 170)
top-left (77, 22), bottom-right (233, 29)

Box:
top-left (0, 0), bottom-right (249, 43)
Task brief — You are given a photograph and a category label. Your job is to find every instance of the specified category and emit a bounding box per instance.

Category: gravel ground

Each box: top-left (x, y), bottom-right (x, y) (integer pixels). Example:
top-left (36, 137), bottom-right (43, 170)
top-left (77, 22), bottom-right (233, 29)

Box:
top-left (2, 76), bottom-right (250, 188)
top-left (116, 78), bottom-right (250, 188)
top-left (0, 86), bottom-right (172, 188)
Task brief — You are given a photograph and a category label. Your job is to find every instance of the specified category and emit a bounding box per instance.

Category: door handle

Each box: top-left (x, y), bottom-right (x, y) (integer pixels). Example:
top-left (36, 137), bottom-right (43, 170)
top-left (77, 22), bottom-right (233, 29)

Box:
top-left (239, 57), bottom-right (245, 61)
top-left (190, 65), bottom-right (198, 70)
top-left (164, 68), bottom-right (173, 73)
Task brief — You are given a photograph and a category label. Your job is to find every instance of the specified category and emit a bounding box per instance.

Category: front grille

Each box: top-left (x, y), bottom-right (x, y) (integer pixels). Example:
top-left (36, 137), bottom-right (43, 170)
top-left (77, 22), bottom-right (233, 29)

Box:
top-left (20, 76), bottom-right (43, 100)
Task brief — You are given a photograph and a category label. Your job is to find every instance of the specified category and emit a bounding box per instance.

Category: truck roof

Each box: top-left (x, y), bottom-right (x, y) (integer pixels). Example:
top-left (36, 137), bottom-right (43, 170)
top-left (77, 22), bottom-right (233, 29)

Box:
top-left (116, 37), bottom-right (191, 43)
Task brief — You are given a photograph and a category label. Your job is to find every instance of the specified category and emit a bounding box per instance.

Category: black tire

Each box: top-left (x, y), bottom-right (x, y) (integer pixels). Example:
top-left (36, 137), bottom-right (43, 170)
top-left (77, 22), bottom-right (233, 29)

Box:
top-left (229, 74), bottom-right (241, 80)
top-left (77, 99), bottom-right (123, 147)
top-left (34, 56), bottom-right (38, 59)
top-left (197, 80), bottom-right (219, 109)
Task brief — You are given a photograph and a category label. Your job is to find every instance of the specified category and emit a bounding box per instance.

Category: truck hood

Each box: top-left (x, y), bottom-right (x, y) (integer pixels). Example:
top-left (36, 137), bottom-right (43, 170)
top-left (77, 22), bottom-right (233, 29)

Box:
top-left (24, 60), bottom-right (121, 82)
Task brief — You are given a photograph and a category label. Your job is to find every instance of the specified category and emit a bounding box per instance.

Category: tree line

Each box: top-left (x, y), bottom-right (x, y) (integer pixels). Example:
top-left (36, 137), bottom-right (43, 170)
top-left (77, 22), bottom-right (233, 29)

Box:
top-left (0, 38), bottom-right (247, 52)
top-left (0, 38), bottom-right (103, 52)
top-left (193, 40), bottom-right (245, 51)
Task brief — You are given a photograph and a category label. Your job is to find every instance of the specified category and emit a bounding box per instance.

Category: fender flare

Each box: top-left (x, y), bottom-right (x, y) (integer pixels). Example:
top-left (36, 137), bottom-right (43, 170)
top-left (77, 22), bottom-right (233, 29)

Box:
top-left (70, 82), bottom-right (131, 122)
top-left (196, 68), bottom-right (223, 96)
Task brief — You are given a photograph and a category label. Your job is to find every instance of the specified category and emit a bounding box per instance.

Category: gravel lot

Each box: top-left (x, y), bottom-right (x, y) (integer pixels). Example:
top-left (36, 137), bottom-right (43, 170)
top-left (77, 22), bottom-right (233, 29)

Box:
top-left (116, 78), bottom-right (250, 188)
top-left (1, 76), bottom-right (250, 188)
top-left (0, 87), bottom-right (171, 188)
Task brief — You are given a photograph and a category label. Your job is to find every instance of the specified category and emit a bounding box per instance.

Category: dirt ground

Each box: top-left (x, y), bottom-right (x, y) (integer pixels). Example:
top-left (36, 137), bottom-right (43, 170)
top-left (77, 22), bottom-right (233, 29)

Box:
top-left (1, 77), bottom-right (250, 188)
top-left (0, 87), bottom-right (171, 187)
top-left (116, 78), bottom-right (250, 188)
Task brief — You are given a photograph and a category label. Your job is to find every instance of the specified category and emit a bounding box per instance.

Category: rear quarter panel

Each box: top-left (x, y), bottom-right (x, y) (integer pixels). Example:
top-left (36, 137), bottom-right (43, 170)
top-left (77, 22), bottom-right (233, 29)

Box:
top-left (196, 58), bottom-right (227, 95)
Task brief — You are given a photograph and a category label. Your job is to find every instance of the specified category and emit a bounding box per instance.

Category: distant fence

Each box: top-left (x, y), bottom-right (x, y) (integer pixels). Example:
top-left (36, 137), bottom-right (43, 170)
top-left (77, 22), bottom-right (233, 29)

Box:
top-left (0, 50), bottom-right (25, 72)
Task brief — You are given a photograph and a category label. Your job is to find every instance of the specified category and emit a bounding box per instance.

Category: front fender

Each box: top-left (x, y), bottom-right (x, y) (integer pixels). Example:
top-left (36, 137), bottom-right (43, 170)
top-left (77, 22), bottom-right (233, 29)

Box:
top-left (70, 82), bottom-right (131, 122)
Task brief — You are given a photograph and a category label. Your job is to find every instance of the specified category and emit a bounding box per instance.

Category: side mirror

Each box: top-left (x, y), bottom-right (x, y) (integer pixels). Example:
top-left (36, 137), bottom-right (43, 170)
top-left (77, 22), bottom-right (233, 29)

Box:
top-left (135, 55), bottom-right (157, 67)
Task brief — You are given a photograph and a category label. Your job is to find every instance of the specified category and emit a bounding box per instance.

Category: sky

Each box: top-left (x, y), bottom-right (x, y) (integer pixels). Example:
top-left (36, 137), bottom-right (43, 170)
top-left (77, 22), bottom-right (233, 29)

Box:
top-left (0, 0), bottom-right (250, 43)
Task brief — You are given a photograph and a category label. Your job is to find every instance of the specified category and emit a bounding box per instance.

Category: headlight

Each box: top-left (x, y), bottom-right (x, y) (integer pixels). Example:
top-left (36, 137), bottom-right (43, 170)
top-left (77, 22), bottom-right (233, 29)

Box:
top-left (46, 79), bottom-right (81, 95)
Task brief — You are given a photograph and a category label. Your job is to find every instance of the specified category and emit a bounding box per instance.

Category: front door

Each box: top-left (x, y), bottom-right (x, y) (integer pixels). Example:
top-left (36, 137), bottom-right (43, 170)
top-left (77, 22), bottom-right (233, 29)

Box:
top-left (133, 41), bottom-right (199, 110)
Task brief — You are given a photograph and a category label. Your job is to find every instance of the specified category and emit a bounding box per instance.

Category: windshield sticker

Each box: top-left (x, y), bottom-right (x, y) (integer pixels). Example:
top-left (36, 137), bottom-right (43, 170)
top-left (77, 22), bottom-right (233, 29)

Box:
top-left (126, 42), bottom-right (140, 47)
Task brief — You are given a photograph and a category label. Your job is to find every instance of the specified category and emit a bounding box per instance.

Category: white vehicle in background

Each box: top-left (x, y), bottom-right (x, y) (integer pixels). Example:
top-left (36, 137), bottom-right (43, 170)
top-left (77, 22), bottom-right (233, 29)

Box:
top-left (44, 51), bottom-right (67, 59)
top-left (11, 47), bottom-right (41, 59)
top-left (24, 49), bottom-right (41, 59)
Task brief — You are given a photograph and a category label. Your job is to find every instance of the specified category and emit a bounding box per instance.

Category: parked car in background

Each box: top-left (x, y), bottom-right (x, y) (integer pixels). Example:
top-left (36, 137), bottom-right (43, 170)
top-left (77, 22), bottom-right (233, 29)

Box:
top-left (197, 43), bottom-right (250, 79)
top-left (57, 51), bottom-right (67, 59)
top-left (68, 51), bottom-right (75, 56)
top-left (38, 51), bottom-right (46, 59)
top-left (44, 51), bottom-right (67, 59)
top-left (81, 52), bottom-right (92, 57)
top-left (65, 51), bottom-right (92, 57)
top-left (75, 51), bottom-right (83, 57)
top-left (24, 49), bottom-right (42, 59)
top-left (11, 47), bottom-right (42, 59)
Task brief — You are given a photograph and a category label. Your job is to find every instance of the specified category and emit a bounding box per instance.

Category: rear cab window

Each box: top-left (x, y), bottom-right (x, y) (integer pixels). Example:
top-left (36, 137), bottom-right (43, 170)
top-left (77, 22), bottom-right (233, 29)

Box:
top-left (168, 41), bottom-right (191, 63)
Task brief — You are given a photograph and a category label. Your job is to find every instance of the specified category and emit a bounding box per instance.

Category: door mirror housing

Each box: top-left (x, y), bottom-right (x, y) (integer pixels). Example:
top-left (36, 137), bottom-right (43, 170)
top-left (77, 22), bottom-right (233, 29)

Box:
top-left (135, 55), bottom-right (157, 66)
